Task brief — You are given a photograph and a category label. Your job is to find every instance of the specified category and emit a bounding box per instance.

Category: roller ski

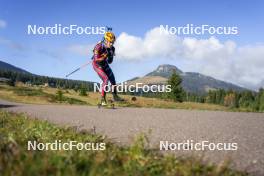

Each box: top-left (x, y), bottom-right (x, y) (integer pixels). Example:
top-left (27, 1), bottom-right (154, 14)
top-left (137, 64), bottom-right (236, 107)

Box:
top-left (97, 97), bottom-right (115, 109)
top-left (113, 94), bottom-right (125, 102)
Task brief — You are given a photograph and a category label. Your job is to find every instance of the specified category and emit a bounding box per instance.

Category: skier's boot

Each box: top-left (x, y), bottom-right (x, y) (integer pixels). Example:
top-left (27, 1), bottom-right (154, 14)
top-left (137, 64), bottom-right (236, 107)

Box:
top-left (113, 94), bottom-right (124, 102)
top-left (101, 96), bottom-right (107, 106)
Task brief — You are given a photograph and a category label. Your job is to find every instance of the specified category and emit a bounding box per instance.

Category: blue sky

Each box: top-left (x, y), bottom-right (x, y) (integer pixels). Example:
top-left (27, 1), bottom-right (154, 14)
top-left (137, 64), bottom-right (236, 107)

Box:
top-left (0, 0), bottom-right (264, 89)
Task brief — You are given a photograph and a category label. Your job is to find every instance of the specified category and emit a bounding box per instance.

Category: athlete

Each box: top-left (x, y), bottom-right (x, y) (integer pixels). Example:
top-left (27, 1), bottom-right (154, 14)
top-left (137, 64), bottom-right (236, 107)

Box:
top-left (92, 31), bottom-right (124, 105)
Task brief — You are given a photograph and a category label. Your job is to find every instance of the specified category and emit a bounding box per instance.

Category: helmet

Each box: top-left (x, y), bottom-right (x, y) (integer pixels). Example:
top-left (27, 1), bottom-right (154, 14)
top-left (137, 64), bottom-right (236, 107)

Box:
top-left (104, 31), bottom-right (115, 43)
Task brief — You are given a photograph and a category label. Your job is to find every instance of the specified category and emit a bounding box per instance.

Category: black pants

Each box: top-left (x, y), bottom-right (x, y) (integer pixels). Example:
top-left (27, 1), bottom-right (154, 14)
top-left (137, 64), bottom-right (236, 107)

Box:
top-left (92, 61), bottom-right (116, 97)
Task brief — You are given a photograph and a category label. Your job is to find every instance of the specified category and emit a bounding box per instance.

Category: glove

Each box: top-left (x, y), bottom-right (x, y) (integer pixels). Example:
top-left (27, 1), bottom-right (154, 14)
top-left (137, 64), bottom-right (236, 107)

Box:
top-left (107, 46), bottom-right (115, 64)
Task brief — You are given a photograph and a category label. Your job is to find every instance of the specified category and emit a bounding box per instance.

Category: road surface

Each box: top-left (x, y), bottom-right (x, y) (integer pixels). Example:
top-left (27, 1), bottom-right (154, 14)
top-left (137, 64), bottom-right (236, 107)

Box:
top-left (1, 99), bottom-right (264, 175)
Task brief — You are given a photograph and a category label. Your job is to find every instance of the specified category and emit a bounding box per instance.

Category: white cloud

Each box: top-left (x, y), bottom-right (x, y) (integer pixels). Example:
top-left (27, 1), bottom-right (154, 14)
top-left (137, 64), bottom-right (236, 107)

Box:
top-left (114, 27), bottom-right (264, 90)
top-left (232, 45), bottom-right (264, 88)
top-left (115, 28), bottom-right (182, 60)
top-left (115, 27), bottom-right (236, 61)
top-left (0, 19), bottom-right (7, 28)
top-left (115, 33), bottom-right (145, 60)
top-left (181, 37), bottom-right (236, 60)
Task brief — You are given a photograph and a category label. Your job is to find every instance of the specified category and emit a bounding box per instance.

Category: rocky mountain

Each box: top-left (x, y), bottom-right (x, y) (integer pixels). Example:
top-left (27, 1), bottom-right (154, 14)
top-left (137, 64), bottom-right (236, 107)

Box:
top-left (127, 64), bottom-right (248, 94)
top-left (146, 64), bottom-right (183, 77)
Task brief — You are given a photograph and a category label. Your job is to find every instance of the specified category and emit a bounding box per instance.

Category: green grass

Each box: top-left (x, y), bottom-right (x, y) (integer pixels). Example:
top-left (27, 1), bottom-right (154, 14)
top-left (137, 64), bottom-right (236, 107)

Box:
top-left (12, 87), bottom-right (47, 97)
top-left (0, 110), bottom-right (247, 176)
top-left (0, 85), bottom-right (88, 105)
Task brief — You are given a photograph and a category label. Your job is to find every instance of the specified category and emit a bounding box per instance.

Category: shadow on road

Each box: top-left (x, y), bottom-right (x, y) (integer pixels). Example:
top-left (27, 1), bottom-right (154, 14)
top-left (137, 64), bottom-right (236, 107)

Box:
top-left (0, 104), bottom-right (18, 108)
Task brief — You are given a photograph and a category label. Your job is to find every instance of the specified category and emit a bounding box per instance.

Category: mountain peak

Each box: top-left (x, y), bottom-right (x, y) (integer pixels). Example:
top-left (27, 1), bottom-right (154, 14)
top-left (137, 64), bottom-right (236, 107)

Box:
top-left (156, 64), bottom-right (182, 73)
top-left (145, 64), bottom-right (182, 78)
top-left (130, 64), bottom-right (248, 94)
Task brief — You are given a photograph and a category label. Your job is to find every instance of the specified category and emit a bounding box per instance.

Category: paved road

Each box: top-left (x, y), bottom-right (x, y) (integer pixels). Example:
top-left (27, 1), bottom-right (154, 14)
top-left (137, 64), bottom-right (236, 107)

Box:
top-left (1, 99), bottom-right (264, 175)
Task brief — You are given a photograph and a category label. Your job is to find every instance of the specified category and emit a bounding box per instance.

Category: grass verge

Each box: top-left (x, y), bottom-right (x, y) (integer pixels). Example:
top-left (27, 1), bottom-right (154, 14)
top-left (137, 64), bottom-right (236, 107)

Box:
top-left (0, 85), bottom-right (229, 111)
top-left (0, 110), bottom-right (247, 176)
top-left (0, 85), bottom-right (88, 105)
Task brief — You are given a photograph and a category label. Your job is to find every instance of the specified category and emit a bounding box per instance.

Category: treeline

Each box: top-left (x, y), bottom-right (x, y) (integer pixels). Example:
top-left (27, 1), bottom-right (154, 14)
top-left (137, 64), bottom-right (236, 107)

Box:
top-left (0, 70), bottom-right (94, 91)
top-left (166, 72), bottom-right (264, 112)
top-left (183, 89), bottom-right (264, 111)
top-left (135, 72), bottom-right (264, 112)
top-left (204, 89), bottom-right (264, 111)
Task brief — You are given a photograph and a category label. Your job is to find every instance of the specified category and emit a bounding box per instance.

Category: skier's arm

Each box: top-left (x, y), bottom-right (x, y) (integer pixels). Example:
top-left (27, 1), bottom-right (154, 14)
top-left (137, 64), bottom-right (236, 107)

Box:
top-left (93, 44), bottom-right (107, 62)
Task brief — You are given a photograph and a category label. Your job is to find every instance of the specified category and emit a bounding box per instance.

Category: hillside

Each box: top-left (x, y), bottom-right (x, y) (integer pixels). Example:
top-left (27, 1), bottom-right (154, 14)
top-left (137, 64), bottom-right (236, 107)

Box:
top-left (127, 64), bottom-right (248, 94)
top-left (0, 60), bottom-right (30, 74)
top-left (0, 60), bottom-right (94, 90)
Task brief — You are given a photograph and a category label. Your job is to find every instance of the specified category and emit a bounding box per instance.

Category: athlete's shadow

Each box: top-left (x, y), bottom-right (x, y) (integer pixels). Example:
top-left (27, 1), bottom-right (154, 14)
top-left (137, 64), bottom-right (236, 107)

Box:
top-left (0, 104), bottom-right (18, 108)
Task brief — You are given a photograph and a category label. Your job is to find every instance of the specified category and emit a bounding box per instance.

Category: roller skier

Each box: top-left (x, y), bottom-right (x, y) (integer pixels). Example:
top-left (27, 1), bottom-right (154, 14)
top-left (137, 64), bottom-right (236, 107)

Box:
top-left (92, 30), bottom-right (124, 106)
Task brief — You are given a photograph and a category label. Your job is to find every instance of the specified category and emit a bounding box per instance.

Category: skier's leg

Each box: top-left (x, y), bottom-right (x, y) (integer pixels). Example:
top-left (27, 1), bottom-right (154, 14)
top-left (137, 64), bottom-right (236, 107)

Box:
top-left (104, 66), bottom-right (116, 92)
top-left (92, 62), bottom-right (109, 104)
top-left (104, 65), bottom-right (124, 101)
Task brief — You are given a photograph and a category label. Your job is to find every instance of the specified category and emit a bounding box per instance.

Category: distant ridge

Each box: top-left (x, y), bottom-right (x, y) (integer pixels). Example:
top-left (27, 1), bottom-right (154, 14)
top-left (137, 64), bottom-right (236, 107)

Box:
top-left (127, 64), bottom-right (248, 94)
top-left (0, 60), bottom-right (30, 74)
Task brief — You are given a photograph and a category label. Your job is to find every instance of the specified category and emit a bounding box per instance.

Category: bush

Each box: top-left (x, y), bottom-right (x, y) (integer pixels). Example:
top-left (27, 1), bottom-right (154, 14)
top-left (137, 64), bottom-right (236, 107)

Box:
top-left (224, 93), bottom-right (236, 108)
top-left (79, 86), bottom-right (88, 96)
top-left (53, 89), bottom-right (86, 105)
top-left (8, 78), bottom-right (15, 87)
top-left (56, 89), bottom-right (64, 102)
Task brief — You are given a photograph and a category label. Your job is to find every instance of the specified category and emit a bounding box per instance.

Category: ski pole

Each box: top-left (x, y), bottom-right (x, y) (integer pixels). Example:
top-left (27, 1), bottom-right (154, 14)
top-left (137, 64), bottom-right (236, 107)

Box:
top-left (66, 60), bottom-right (92, 78)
